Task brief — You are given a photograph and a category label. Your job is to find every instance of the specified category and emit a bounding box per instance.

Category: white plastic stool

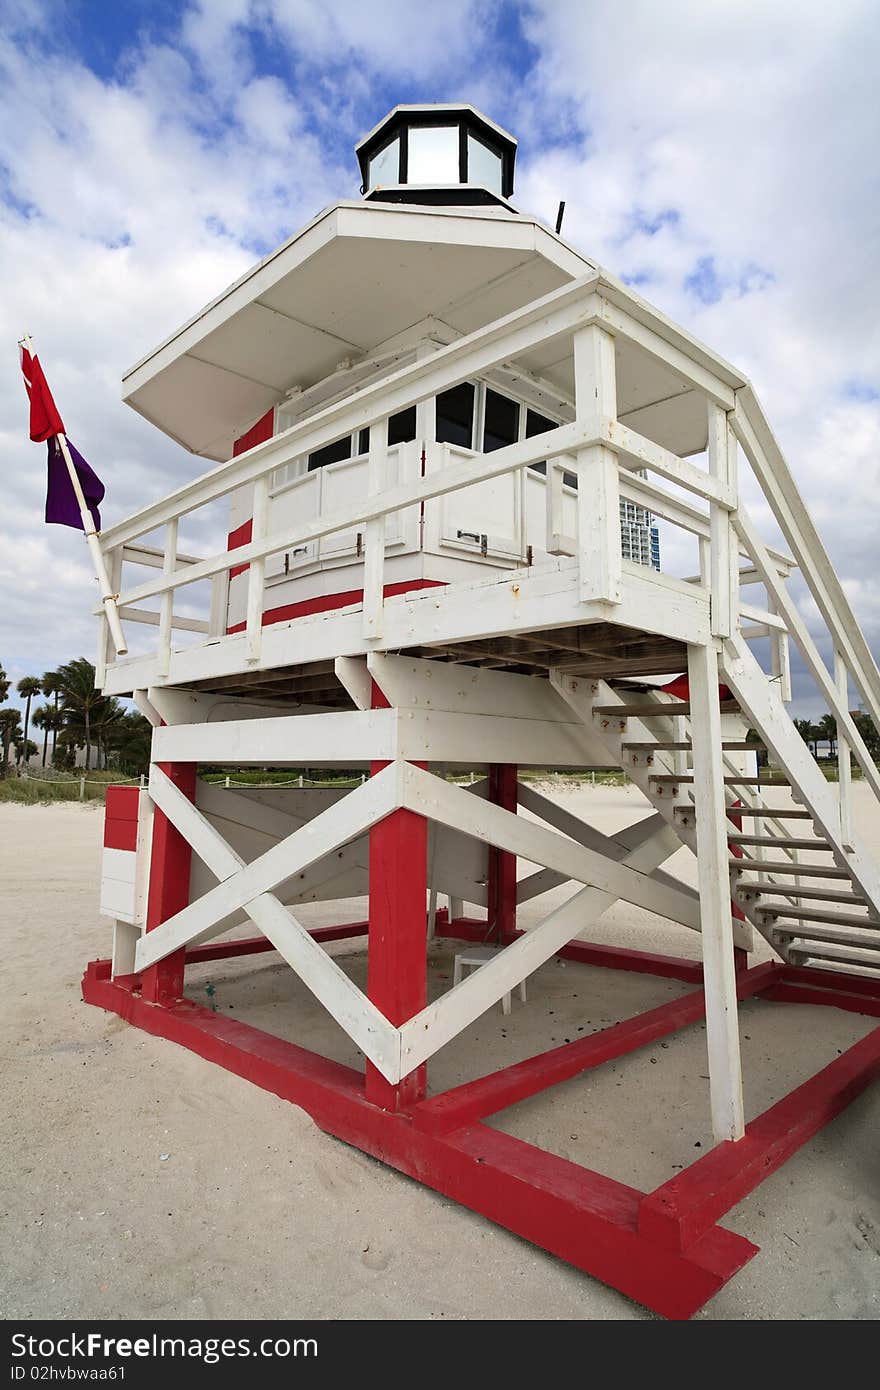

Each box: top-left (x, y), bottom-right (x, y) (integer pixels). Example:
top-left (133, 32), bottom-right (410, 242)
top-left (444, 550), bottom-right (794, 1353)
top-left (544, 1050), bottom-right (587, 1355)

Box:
top-left (452, 946), bottom-right (527, 1016)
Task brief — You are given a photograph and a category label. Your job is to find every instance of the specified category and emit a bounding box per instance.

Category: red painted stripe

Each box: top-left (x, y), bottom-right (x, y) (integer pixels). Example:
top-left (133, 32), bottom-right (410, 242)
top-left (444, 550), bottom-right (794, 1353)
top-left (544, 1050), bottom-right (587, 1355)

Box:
top-left (225, 409), bottom-right (274, 579)
top-left (104, 785), bottom-right (139, 822)
top-left (227, 518), bottom-right (253, 579)
top-left (103, 819), bottom-right (139, 852)
top-left (233, 409), bottom-right (275, 456)
top-left (226, 578), bottom-right (446, 634)
top-left (141, 762), bottom-right (196, 1007)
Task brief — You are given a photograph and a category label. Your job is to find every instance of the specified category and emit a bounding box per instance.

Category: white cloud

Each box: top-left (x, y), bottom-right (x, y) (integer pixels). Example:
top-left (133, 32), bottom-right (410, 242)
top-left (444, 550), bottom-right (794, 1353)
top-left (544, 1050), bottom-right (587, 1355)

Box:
top-left (0, 0), bottom-right (877, 724)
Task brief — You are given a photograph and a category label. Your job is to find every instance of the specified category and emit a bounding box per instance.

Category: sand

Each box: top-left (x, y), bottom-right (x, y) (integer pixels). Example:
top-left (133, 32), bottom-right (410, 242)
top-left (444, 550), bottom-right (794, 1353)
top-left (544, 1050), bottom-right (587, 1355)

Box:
top-left (0, 787), bottom-right (878, 1321)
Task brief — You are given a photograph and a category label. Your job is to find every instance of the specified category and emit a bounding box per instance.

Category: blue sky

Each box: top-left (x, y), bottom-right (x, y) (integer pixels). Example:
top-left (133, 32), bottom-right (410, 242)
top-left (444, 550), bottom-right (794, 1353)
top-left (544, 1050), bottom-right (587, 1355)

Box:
top-left (1, 0), bottom-right (879, 722)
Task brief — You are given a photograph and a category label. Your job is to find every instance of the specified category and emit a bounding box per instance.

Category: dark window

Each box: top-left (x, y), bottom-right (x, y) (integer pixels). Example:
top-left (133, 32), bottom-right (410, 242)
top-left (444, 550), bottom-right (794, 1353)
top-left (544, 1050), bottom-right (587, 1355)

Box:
top-left (436, 382), bottom-right (475, 448)
top-left (388, 406), bottom-right (417, 445)
top-left (308, 435), bottom-right (352, 471)
top-left (526, 408), bottom-right (575, 487)
top-left (483, 388), bottom-right (519, 452)
top-left (355, 406), bottom-right (417, 457)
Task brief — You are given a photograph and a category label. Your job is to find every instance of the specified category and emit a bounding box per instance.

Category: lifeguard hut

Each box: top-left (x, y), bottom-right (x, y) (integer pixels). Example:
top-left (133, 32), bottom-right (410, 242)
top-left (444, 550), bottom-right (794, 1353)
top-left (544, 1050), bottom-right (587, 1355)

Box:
top-left (83, 104), bottom-right (880, 1318)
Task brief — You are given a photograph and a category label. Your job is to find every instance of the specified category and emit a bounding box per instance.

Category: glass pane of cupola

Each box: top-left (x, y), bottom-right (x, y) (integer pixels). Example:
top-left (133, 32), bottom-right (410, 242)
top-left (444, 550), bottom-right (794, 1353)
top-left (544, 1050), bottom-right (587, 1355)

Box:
top-left (407, 125), bottom-right (459, 183)
top-left (368, 136), bottom-right (400, 188)
top-left (467, 134), bottom-right (503, 193)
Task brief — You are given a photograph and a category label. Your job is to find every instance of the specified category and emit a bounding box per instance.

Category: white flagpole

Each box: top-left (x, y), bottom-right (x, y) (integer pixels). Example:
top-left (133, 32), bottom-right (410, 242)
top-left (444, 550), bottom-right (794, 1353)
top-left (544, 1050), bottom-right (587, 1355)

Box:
top-left (21, 335), bottom-right (127, 657)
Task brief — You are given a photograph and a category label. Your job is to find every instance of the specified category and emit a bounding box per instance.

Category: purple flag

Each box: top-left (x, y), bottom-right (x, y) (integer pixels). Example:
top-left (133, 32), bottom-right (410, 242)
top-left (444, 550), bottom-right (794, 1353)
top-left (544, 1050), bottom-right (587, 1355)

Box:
top-left (45, 436), bottom-right (104, 530)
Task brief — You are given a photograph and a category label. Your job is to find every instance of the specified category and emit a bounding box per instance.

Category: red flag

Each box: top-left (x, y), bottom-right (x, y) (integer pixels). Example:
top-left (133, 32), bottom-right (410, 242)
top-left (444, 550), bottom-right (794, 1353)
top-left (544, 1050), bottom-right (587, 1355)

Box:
top-left (20, 346), bottom-right (65, 441)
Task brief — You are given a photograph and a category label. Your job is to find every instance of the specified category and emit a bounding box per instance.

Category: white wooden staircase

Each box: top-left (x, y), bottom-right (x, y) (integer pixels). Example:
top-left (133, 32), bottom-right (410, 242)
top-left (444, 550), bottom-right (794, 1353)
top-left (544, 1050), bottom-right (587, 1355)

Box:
top-left (562, 654), bottom-right (880, 983)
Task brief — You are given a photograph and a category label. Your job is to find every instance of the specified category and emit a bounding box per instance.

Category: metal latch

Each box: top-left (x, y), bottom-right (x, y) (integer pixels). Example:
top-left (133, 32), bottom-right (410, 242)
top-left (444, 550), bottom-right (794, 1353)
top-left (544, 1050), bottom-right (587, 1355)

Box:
top-left (457, 529), bottom-right (488, 556)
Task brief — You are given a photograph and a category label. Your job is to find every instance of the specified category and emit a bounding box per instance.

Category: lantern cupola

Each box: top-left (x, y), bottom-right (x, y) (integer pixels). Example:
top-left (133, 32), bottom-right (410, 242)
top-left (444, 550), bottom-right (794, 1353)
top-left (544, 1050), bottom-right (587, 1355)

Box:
top-left (355, 103), bottom-right (517, 207)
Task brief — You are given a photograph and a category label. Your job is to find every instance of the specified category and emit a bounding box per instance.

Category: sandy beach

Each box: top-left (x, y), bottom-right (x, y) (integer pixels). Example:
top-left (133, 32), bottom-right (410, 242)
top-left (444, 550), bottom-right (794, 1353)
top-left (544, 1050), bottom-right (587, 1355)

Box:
top-left (1, 787), bottom-right (878, 1321)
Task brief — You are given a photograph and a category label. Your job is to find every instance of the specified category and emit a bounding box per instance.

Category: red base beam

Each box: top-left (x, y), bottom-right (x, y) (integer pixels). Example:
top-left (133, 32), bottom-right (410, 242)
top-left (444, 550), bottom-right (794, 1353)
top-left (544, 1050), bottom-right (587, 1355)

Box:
top-left (81, 953), bottom-right (880, 1319)
top-left (81, 959), bottom-right (755, 1319)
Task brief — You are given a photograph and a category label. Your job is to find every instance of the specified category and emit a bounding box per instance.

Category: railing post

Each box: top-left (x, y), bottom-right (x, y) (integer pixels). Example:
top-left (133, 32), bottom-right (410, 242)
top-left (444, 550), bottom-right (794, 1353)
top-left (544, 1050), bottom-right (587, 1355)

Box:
top-left (363, 417), bottom-right (388, 640)
top-left (156, 520), bottom-right (178, 678)
top-left (572, 324), bottom-right (622, 604)
top-left (209, 569), bottom-right (229, 638)
top-left (707, 403), bottom-right (738, 637)
top-left (835, 649), bottom-right (854, 851)
top-left (545, 455), bottom-right (577, 556)
top-left (95, 545), bottom-right (123, 688)
top-left (246, 476), bottom-right (269, 663)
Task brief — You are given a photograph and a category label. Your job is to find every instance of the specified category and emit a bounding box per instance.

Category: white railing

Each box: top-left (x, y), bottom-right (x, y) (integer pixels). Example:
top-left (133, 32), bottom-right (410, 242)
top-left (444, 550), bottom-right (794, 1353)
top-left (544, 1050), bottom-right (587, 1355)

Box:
top-left (92, 272), bottom-right (880, 843)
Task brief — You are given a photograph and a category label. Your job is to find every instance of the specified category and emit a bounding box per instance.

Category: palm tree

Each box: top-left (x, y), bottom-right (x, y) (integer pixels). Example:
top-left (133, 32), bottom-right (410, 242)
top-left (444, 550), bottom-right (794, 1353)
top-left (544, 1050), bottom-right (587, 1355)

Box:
top-left (0, 708), bottom-right (21, 774)
top-left (32, 704), bottom-right (51, 767)
top-left (91, 696), bottom-right (125, 770)
top-left (0, 664), bottom-right (9, 704)
top-left (818, 713), bottom-right (837, 759)
top-left (55, 658), bottom-right (103, 771)
top-left (42, 671), bottom-right (62, 763)
top-left (794, 718), bottom-right (813, 752)
top-left (15, 676), bottom-right (42, 766)
top-left (106, 710), bottom-right (153, 775)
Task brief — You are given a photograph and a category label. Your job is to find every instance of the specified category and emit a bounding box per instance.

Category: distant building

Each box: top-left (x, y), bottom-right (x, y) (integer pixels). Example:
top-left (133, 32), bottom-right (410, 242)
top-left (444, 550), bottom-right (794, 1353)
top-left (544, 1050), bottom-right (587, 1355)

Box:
top-left (619, 496), bottom-right (660, 570)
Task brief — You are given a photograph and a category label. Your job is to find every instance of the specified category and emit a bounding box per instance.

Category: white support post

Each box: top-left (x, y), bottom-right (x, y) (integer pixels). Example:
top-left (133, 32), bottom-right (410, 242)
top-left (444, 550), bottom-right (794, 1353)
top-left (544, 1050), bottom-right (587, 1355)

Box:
top-left (246, 475), bottom-right (269, 663)
top-left (707, 403), bottom-right (735, 638)
top-left (156, 518), bottom-right (178, 678)
top-left (363, 416), bottom-right (388, 640)
top-left (687, 641), bottom-right (746, 1143)
top-left (835, 649), bottom-right (854, 852)
top-left (572, 324), bottom-right (622, 605)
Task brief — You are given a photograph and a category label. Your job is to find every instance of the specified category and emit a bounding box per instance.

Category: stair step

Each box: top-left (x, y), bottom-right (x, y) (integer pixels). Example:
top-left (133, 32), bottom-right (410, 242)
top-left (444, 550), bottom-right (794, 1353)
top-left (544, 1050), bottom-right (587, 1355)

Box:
top-left (768, 922), bottom-right (880, 951)
top-left (652, 775), bottom-right (788, 786)
top-left (623, 741), bottom-right (691, 751)
top-left (736, 882), bottom-right (867, 905)
top-left (791, 941), bottom-right (880, 972)
top-left (729, 807), bottom-right (814, 819)
top-left (731, 859), bottom-right (851, 878)
top-left (758, 905), bottom-right (876, 930)
top-left (593, 702), bottom-right (692, 717)
top-left (620, 740), bottom-right (764, 752)
top-left (728, 834), bottom-right (832, 851)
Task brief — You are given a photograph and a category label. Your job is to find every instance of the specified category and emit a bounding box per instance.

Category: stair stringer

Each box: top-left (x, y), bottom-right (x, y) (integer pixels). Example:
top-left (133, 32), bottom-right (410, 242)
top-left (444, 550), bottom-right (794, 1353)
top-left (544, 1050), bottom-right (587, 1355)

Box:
top-left (549, 671), bottom-right (757, 956)
top-left (720, 633), bottom-right (880, 919)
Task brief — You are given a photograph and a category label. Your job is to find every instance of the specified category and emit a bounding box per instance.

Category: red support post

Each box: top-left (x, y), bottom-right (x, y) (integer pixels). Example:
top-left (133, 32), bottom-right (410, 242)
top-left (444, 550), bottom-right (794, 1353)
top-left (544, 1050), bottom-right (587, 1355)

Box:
top-left (140, 762), bottom-right (196, 1007)
top-left (488, 763), bottom-right (518, 942)
top-left (366, 682), bottom-right (428, 1111)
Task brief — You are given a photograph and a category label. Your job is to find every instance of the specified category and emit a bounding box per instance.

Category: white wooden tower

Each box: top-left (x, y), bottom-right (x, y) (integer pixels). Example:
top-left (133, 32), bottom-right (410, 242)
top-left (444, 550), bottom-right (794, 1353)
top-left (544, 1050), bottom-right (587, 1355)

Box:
top-left (84, 103), bottom-right (880, 1319)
